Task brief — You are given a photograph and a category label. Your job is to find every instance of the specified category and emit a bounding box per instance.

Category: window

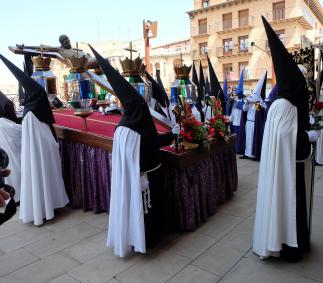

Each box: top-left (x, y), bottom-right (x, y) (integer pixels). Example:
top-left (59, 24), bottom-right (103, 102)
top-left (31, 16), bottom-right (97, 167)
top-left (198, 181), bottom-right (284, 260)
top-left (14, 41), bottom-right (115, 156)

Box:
top-left (223, 63), bottom-right (233, 80)
top-left (239, 9), bottom-right (249, 27)
top-left (239, 35), bottom-right (249, 52)
top-left (275, 29), bottom-right (285, 44)
top-left (202, 0), bottom-right (209, 8)
top-left (273, 1), bottom-right (285, 20)
top-left (223, 38), bottom-right (233, 55)
top-left (239, 62), bottom-right (249, 79)
top-left (199, 18), bottom-right (208, 34)
top-left (223, 13), bottom-right (232, 30)
top-left (199, 42), bottom-right (208, 55)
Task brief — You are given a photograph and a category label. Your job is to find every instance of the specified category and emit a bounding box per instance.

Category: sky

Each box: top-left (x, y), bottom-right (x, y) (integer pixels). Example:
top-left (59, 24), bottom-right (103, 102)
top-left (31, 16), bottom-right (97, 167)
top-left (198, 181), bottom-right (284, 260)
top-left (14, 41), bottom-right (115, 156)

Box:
top-left (0, 0), bottom-right (193, 84)
top-left (1, 0), bottom-right (323, 85)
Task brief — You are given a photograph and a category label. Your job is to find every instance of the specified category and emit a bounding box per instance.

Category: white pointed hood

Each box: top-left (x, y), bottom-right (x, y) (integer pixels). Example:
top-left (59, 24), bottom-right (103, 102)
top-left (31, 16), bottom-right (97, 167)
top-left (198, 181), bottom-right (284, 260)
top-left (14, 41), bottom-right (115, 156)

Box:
top-left (248, 71), bottom-right (267, 103)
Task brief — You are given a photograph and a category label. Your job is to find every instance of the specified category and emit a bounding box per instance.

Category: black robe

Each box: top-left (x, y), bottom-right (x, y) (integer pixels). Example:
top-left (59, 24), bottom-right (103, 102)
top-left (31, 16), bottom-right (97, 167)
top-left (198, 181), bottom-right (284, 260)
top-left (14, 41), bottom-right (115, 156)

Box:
top-left (143, 132), bottom-right (175, 248)
top-left (282, 128), bottom-right (311, 261)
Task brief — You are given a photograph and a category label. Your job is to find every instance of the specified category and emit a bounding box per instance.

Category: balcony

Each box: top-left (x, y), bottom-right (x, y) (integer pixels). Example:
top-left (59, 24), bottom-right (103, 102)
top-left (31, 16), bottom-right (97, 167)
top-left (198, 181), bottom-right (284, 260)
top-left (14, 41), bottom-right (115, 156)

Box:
top-left (265, 6), bottom-right (315, 29)
top-left (150, 45), bottom-right (191, 57)
top-left (215, 16), bottom-right (254, 33)
top-left (216, 44), bottom-right (252, 58)
top-left (264, 34), bottom-right (312, 51)
top-left (315, 28), bottom-right (323, 43)
top-left (218, 67), bottom-right (273, 83)
top-left (191, 25), bottom-right (212, 37)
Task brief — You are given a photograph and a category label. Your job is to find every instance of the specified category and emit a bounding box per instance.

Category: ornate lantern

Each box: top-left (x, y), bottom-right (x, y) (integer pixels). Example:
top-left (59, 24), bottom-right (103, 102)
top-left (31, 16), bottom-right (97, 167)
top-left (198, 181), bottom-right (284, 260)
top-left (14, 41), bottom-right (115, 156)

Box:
top-left (170, 58), bottom-right (194, 106)
top-left (31, 56), bottom-right (58, 106)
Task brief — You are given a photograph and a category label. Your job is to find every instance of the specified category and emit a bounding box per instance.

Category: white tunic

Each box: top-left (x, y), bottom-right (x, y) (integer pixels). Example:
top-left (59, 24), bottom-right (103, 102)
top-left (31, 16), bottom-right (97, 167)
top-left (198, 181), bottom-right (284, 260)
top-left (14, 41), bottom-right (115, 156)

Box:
top-left (0, 118), bottom-right (22, 202)
top-left (231, 101), bottom-right (242, 127)
top-left (253, 99), bottom-right (298, 258)
top-left (19, 112), bottom-right (69, 225)
top-left (243, 103), bottom-right (256, 158)
top-left (107, 126), bottom-right (146, 257)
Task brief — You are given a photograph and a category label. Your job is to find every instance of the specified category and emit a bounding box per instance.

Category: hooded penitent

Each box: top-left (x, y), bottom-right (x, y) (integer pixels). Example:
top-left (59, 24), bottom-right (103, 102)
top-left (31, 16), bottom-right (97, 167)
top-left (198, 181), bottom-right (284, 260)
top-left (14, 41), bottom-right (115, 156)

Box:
top-left (248, 71), bottom-right (267, 103)
top-left (145, 71), bottom-right (166, 109)
top-left (0, 54), bottom-right (56, 139)
top-left (207, 55), bottom-right (226, 114)
top-left (156, 70), bottom-right (170, 108)
top-left (262, 16), bottom-right (309, 130)
top-left (199, 61), bottom-right (206, 96)
top-left (236, 69), bottom-right (244, 99)
top-left (0, 91), bottom-right (20, 123)
top-left (88, 45), bottom-right (160, 172)
top-left (191, 62), bottom-right (205, 122)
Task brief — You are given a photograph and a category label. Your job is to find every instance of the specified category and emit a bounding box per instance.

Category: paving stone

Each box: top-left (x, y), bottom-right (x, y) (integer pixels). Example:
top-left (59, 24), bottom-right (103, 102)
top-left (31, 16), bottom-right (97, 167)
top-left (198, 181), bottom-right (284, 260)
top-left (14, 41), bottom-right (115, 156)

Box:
top-left (116, 250), bottom-right (190, 283)
top-left (49, 274), bottom-right (80, 283)
top-left (197, 213), bottom-right (244, 241)
top-left (219, 258), bottom-right (317, 283)
top-left (193, 232), bottom-right (251, 276)
top-left (166, 231), bottom-right (216, 259)
top-left (68, 250), bottom-right (140, 283)
top-left (0, 253), bottom-right (80, 283)
top-left (167, 265), bottom-right (220, 283)
top-left (24, 223), bottom-right (100, 259)
top-left (0, 225), bottom-right (53, 253)
top-left (62, 231), bottom-right (107, 263)
top-left (0, 249), bottom-right (38, 277)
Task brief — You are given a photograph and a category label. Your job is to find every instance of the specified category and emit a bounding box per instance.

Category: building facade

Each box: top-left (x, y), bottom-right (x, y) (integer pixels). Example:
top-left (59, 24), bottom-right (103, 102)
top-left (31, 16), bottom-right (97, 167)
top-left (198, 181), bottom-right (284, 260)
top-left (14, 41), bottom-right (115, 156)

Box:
top-left (188, 0), bottom-right (323, 93)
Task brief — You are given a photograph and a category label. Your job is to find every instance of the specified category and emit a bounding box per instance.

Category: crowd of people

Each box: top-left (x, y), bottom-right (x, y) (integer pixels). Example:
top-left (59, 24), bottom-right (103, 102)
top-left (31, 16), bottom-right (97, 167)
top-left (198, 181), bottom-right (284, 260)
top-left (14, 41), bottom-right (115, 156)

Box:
top-left (0, 16), bottom-right (322, 264)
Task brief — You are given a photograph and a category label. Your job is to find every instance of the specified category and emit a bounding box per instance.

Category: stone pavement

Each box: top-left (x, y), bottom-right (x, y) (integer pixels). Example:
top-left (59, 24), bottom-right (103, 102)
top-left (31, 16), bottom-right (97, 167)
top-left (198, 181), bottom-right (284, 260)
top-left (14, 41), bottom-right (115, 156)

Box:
top-left (1, 158), bottom-right (323, 283)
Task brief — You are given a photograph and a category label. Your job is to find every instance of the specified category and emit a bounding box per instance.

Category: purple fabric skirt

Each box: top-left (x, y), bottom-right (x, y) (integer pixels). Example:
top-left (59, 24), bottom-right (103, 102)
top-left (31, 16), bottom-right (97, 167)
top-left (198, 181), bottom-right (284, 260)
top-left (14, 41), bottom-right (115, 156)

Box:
top-left (59, 139), bottom-right (237, 231)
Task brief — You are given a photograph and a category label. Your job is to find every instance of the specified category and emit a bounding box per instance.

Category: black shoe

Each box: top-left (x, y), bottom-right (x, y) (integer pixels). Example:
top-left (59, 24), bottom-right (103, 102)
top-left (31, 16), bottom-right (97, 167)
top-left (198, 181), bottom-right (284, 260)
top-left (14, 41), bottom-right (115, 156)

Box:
top-left (239, 155), bottom-right (248, 159)
top-left (280, 244), bottom-right (303, 263)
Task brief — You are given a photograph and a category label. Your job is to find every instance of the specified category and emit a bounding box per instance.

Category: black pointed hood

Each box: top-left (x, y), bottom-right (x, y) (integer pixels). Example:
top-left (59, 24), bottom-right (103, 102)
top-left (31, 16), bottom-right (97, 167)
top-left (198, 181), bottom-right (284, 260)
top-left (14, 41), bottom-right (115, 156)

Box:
top-left (156, 71), bottom-right (170, 107)
top-left (205, 76), bottom-right (211, 95)
top-left (262, 16), bottom-right (309, 129)
top-left (0, 54), bottom-right (56, 136)
top-left (207, 56), bottom-right (226, 114)
top-left (192, 62), bottom-right (200, 92)
top-left (145, 71), bottom-right (166, 108)
top-left (199, 61), bottom-right (206, 96)
top-left (261, 71), bottom-right (267, 100)
top-left (89, 45), bottom-right (160, 171)
top-left (0, 91), bottom-right (20, 123)
top-left (191, 62), bottom-right (205, 121)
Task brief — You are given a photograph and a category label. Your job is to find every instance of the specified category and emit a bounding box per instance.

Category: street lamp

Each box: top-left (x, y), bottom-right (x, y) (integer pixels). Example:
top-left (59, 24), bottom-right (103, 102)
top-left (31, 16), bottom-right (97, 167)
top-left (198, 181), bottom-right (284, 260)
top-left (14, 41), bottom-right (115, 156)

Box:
top-left (251, 41), bottom-right (275, 85)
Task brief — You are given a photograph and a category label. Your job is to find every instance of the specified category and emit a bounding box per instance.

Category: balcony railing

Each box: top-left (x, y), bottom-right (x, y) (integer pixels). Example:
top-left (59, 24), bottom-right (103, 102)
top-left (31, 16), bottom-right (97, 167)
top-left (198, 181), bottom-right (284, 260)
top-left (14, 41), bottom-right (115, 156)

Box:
top-left (219, 67), bottom-right (273, 82)
top-left (215, 16), bottom-right (254, 33)
top-left (264, 34), bottom-right (312, 51)
top-left (216, 44), bottom-right (251, 57)
top-left (191, 25), bottom-right (212, 37)
top-left (150, 45), bottom-right (191, 57)
top-left (264, 6), bottom-right (315, 28)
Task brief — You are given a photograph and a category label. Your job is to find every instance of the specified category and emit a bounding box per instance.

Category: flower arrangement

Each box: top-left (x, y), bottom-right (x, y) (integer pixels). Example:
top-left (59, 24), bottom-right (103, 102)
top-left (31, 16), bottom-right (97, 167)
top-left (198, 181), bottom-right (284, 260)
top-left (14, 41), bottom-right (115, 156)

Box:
top-left (313, 101), bottom-right (323, 113)
top-left (206, 98), bottom-right (230, 140)
top-left (175, 100), bottom-right (207, 146)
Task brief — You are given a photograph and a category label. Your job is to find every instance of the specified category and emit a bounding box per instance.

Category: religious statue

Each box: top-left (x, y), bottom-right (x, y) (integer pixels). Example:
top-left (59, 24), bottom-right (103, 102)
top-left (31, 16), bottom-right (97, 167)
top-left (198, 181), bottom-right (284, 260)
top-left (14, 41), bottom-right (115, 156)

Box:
top-left (9, 34), bottom-right (101, 70)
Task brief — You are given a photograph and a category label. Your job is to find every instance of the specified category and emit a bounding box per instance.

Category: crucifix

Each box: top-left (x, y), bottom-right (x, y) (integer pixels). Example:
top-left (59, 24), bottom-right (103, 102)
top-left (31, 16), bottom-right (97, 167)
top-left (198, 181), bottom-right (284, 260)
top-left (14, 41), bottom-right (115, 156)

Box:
top-left (179, 53), bottom-right (184, 67)
top-left (124, 41), bottom-right (137, 61)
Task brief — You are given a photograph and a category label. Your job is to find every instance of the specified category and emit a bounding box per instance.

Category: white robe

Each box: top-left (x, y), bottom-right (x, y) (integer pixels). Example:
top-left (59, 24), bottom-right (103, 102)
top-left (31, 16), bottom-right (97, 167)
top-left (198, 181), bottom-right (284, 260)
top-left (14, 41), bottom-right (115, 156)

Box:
top-left (0, 118), bottom-right (22, 202)
top-left (253, 99), bottom-right (299, 258)
top-left (243, 103), bottom-right (256, 158)
top-left (191, 105), bottom-right (201, 122)
top-left (19, 112), bottom-right (69, 225)
top-left (107, 126), bottom-right (146, 257)
top-left (231, 101), bottom-right (242, 127)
